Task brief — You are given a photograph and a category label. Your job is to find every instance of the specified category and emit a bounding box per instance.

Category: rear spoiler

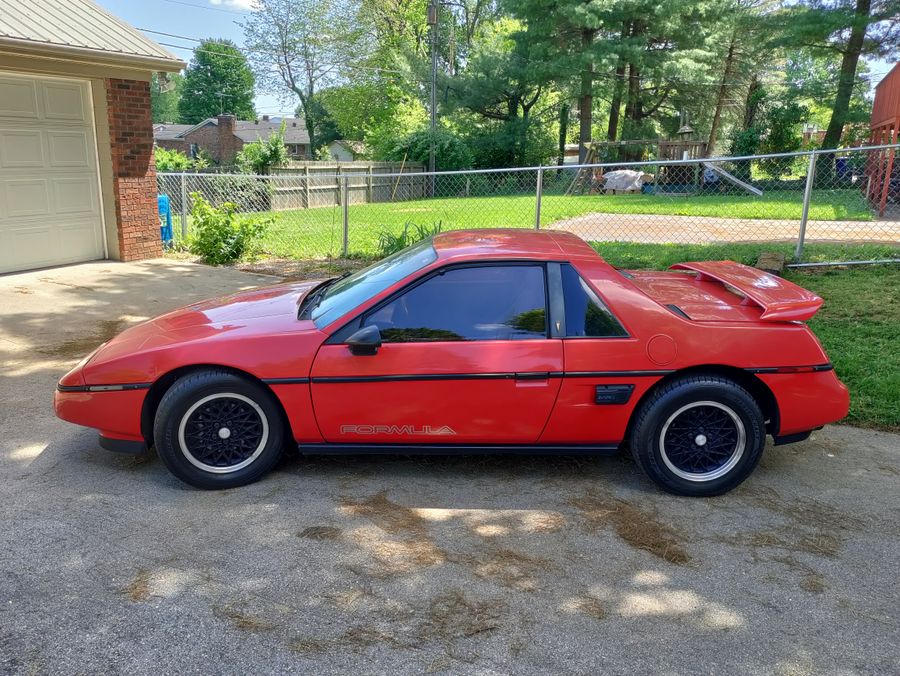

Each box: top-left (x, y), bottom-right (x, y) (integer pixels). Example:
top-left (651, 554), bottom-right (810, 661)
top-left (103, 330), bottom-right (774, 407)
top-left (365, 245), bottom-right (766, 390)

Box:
top-left (669, 261), bottom-right (823, 322)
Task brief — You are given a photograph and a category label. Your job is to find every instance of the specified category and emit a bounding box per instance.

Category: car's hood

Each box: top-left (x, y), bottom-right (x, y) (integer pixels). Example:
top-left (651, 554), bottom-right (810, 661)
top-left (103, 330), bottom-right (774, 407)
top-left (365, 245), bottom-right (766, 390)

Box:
top-left (153, 279), bottom-right (326, 330)
top-left (80, 280), bottom-right (327, 381)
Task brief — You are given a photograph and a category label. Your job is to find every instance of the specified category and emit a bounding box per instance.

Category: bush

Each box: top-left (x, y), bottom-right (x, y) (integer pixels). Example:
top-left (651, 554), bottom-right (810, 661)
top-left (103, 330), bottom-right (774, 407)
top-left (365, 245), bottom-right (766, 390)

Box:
top-left (377, 221), bottom-right (442, 258)
top-left (467, 118), bottom-right (557, 169)
top-left (187, 193), bottom-right (271, 264)
top-left (155, 146), bottom-right (194, 172)
top-left (385, 128), bottom-right (473, 171)
top-left (236, 122), bottom-right (289, 174)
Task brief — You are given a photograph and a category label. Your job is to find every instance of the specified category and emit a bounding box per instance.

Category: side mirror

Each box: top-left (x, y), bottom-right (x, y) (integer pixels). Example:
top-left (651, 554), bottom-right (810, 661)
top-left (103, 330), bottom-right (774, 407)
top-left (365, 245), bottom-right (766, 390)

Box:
top-left (346, 325), bottom-right (382, 356)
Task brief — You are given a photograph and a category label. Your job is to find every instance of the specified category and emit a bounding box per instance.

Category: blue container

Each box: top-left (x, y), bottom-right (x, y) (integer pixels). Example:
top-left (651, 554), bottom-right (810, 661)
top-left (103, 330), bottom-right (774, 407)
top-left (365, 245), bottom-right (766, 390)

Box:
top-left (835, 157), bottom-right (848, 177)
top-left (157, 194), bottom-right (173, 247)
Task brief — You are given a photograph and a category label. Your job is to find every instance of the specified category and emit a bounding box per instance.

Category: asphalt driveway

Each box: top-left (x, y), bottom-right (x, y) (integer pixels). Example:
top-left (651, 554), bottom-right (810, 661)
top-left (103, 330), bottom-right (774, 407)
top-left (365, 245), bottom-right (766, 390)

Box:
top-left (1, 259), bottom-right (898, 674)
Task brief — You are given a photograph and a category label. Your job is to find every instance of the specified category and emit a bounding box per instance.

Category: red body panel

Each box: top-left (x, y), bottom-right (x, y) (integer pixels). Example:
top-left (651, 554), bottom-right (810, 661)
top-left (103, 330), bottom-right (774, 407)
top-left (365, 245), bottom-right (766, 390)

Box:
top-left (311, 341), bottom-right (562, 443)
top-left (669, 261), bottom-right (823, 321)
top-left (53, 229), bottom-right (849, 450)
top-left (759, 370), bottom-right (849, 435)
top-left (55, 389), bottom-right (147, 442)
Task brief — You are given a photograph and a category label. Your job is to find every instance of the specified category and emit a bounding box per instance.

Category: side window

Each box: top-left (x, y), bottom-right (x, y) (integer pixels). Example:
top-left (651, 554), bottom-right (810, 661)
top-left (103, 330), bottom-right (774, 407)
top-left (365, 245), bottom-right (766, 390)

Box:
top-left (561, 264), bottom-right (627, 337)
top-left (364, 265), bottom-right (547, 342)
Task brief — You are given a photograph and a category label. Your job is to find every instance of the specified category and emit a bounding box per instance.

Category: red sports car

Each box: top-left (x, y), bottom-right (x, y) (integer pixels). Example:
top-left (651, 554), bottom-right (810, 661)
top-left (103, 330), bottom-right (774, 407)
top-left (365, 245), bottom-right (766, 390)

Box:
top-left (55, 230), bottom-right (848, 496)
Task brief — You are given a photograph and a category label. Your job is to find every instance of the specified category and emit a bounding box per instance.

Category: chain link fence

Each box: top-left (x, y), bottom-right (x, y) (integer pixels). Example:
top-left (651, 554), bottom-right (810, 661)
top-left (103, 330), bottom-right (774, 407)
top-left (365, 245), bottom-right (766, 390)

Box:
top-left (158, 144), bottom-right (899, 264)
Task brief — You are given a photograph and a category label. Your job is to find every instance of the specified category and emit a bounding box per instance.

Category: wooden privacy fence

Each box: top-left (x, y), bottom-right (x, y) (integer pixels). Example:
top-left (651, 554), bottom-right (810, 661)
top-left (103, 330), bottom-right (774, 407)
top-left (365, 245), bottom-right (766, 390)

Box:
top-left (271, 162), bottom-right (426, 210)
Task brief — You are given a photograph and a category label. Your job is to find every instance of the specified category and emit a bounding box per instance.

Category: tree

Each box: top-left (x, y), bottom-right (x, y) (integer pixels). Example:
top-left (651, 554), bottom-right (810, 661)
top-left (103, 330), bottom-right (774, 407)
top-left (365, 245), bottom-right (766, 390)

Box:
top-left (177, 39), bottom-right (256, 124)
top-left (243, 0), bottom-right (365, 156)
top-left (151, 72), bottom-right (182, 123)
top-left (777, 0), bottom-right (899, 150)
top-left (384, 128), bottom-right (474, 170)
top-left (507, 0), bottom-right (609, 162)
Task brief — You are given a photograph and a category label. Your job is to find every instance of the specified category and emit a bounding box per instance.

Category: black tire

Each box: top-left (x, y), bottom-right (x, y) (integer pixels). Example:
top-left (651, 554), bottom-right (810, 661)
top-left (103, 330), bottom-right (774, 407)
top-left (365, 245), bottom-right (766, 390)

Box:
top-left (153, 369), bottom-right (285, 489)
top-left (628, 375), bottom-right (766, 497)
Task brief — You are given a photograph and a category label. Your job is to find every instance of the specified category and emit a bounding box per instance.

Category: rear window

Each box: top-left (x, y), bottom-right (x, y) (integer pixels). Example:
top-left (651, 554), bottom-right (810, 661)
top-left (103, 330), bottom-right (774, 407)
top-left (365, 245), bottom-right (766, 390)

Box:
top-left (561, 264), bottom-right (627, 337)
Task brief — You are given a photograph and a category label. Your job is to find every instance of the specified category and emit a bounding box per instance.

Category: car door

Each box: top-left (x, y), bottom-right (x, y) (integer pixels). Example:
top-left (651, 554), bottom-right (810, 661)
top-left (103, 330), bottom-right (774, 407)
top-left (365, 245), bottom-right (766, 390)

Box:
top-left (310, 263), bottom-right (564, 444)
top-left (538, 263), bottom-right (643, 445)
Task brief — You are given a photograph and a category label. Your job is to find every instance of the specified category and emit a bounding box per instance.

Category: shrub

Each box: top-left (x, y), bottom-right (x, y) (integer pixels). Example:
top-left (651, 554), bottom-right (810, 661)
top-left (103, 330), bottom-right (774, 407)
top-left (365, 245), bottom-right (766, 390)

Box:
top-left (385, 128), bottom-right (473, 171)
top-left (192, 174), bottom-right (272, 213)
top-left (377, 221), bottom-right (442, 258)
top-left (235, 122), bottom-right (289, 174)
top-left (187, 193), bottom-right (271, 264)
top-left (155, 146), bottom-right (194, 172)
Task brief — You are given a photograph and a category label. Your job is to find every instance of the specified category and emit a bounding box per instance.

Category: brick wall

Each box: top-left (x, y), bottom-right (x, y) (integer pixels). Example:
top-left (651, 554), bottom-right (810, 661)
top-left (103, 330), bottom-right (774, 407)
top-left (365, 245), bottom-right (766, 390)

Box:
top-left (182, 115), bottom-right (244, 164)
top-left (155, 138), bottom-right (189, 153)
top-left (105, 78), bottom-right (162, 261)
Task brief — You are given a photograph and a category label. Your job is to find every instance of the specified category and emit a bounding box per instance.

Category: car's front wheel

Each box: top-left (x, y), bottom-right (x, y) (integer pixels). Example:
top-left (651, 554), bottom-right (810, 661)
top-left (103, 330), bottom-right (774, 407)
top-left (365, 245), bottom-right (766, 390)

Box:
top-left (628, 375), bottom-right (766, 496)
top-left (153, 369), bottom-right (285, 489)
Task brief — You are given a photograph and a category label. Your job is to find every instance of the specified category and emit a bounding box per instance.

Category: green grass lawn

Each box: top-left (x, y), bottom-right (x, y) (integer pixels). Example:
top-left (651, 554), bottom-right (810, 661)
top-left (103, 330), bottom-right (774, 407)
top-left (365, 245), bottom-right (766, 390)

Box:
top-left (794, 265), bottom-right (899, 431)
top-left (228, 188), bottom-right (873, 258)
top-left (586, 243), bottom-right (898, 430)
top-left (590, 241), bottom-right (900, 268)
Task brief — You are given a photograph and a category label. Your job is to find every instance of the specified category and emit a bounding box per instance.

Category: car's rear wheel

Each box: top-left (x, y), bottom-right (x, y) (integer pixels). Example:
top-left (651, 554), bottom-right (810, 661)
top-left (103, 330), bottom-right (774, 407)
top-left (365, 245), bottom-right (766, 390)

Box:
top-left (628, 375), bottom-right (766, 496)
top-left (153, 369), bottom-right (284, 489)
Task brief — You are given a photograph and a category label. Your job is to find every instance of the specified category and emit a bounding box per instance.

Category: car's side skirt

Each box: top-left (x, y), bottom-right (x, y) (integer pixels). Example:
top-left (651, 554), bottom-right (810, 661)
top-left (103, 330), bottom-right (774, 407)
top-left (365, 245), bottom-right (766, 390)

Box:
top-left (297, 442), bottom-right (621, 455)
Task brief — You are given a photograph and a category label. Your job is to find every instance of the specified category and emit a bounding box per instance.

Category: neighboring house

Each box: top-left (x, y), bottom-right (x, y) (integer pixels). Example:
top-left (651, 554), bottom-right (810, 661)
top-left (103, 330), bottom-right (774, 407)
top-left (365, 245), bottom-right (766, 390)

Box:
top-left (0, 0), bottom-right (184, 274)
top-left (327, 140), bottom-right (368, 161)
top-left (153, 115), bottom-right (310, 163)
top-left (153, 122), bottom-right (192, 150)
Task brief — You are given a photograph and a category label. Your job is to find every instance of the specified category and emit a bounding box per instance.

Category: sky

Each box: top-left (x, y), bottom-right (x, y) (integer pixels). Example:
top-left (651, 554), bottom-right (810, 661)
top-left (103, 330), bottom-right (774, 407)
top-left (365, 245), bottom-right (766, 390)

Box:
top-left (97, 0), bottom-right (895, 122)
top-left (98, 0), bottom-right (290, 116)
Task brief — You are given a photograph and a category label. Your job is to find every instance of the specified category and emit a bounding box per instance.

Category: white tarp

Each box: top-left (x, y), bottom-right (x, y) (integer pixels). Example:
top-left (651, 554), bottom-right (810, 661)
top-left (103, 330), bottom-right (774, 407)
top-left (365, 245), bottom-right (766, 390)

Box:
top-left (602, 169), bottom-right (649, 191)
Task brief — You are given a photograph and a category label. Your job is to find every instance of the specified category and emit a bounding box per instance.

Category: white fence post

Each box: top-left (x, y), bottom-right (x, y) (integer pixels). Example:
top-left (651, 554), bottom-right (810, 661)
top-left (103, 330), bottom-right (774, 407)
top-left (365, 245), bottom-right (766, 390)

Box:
top-left (534, 167), bottom-right (543, 230)
top-left (796, 152), bottom-right (818, 261)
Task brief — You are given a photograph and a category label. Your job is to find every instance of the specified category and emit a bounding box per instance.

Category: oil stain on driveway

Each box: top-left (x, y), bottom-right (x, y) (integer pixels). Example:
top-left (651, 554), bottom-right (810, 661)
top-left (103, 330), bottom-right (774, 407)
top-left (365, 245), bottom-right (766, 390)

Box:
top-left (1, 260), bottom-right (898, 674)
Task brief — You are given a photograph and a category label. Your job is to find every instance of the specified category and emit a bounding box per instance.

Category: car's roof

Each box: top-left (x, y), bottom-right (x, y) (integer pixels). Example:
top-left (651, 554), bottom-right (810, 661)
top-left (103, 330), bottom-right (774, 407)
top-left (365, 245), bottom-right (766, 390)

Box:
top-left (431, 229), bottom-right (598, 261)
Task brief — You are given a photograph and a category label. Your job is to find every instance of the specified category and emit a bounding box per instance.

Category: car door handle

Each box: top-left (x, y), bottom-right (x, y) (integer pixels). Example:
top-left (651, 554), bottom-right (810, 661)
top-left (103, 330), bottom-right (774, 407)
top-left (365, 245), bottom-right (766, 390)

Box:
top-left (514, 372), bottom-right (550, 381)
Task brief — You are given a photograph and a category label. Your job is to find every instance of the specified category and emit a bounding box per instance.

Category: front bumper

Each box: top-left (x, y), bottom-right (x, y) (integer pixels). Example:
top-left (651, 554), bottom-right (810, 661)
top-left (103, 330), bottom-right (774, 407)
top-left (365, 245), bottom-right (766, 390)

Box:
top-left (54, 386), bottom-right (148, 445)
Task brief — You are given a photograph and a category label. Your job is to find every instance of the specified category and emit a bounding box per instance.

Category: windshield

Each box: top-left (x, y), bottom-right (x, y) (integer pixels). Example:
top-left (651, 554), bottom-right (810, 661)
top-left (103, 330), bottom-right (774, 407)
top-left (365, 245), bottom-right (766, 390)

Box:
top-left (310, 238), bottom-right (438, 328)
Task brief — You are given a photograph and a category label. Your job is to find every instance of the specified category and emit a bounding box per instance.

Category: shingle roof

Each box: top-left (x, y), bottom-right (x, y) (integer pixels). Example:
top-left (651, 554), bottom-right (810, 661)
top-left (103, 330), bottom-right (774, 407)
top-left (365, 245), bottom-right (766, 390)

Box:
top-left (170, 117), bottom-right (311, 145)
top-left (0, 0), bottom-right (184, 70)
top-left (153, 123), bottom-right (193, 141)
top-left (234, 119), bottom-right (310, 145)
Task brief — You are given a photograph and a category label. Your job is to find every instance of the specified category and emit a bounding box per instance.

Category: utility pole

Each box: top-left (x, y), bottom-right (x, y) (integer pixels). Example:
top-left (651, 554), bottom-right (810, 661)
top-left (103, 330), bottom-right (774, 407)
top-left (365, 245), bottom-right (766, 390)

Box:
top-left (428, 0), bottom-right (438, 194)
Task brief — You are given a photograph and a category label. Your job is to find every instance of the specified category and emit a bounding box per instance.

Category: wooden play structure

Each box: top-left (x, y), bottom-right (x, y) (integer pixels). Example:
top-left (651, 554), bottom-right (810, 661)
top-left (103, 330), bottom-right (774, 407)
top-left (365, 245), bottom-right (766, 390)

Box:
top-left (868, 64), bottom-right (899, 216)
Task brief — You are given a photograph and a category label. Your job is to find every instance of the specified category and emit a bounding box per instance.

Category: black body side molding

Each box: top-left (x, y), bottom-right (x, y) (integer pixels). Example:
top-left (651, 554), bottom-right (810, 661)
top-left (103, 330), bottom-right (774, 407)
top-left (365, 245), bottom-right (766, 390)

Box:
top-left (297, 443), bottom-right (621, 456)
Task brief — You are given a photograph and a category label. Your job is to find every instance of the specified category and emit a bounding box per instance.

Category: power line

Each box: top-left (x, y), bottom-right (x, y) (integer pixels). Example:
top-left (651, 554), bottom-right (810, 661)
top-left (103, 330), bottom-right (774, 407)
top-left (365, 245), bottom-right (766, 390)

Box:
top-left (150, 34), bottom-right (410, 77)
top-left (159, 0), bottom-right (247, 14)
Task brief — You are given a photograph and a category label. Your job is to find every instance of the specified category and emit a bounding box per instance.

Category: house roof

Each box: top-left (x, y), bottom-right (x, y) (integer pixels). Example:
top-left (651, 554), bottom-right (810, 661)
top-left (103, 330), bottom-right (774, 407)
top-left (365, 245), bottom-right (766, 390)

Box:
top-left (153, 123), bottom-right (193, 141)
top-left (235, 119), bottom-right (310, 145)
top-left (166, 117), bottom-right (311, 145)
top-left (0, 0), bottom-right (184, 71)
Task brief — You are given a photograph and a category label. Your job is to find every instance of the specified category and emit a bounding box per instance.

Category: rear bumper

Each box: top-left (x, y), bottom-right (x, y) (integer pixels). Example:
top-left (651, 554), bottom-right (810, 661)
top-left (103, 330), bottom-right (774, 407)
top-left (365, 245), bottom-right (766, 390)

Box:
top-left (759, 370), bottom-right (850, 436)
top-left (98, 435), bottom-right (147, 454)
top-left (773, 430), bottom-right (815, 446)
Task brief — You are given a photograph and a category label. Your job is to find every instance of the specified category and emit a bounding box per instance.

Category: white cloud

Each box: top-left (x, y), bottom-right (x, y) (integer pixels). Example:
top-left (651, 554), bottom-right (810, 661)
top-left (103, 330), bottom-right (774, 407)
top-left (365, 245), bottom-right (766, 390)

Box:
top-left (209, 0), bottom-right (257, 10)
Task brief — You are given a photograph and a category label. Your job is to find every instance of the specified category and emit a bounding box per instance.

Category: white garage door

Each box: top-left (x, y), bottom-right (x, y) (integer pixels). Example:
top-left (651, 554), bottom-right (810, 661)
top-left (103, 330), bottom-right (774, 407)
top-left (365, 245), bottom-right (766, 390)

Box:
top-left (0, 72), bottom-right (105, 274)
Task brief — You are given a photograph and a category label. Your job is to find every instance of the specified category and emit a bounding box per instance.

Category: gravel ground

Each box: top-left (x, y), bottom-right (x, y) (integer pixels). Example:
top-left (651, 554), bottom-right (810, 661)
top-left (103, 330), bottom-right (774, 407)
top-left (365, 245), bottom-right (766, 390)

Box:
top-left (1, 260), bottom-right (898, 675)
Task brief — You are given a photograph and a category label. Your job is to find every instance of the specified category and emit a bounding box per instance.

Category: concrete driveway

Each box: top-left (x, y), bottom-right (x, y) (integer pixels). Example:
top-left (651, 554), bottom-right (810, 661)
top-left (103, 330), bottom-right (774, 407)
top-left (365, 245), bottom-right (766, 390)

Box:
top-left (1, 259), bottom-right (898, 674)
